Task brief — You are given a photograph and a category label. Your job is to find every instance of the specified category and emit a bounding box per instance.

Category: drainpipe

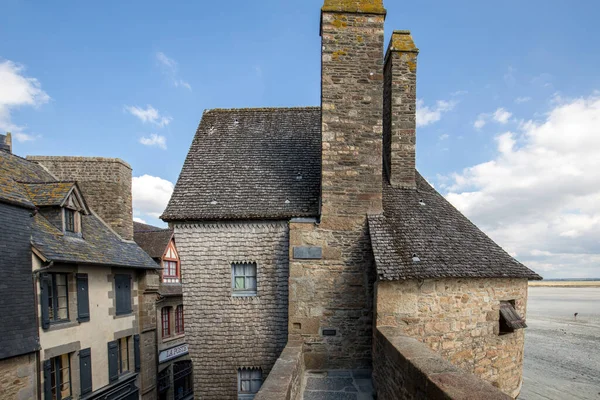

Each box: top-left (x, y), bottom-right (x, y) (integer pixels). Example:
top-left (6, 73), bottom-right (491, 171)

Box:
top-left (32, 260), bottom-right (52, 400)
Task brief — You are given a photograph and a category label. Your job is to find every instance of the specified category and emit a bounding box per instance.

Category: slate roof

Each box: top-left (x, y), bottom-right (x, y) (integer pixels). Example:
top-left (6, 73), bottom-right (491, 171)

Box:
top-left (133, 221), bottom-right (174, 259)
top-left (368, 172), bottom-right (542, 281)
top-left (162, 107), bottom-right (321, 221)
top-left (159, 283), bottom-right (182, 297)
top-left (22, 181), bottom-right (77, 207)
top-left (0, 151), bottom-right (55, 208)
top-left (32, 212), bottom-right (159, 269)
top-left (1, 150), bottom-right (158, 270)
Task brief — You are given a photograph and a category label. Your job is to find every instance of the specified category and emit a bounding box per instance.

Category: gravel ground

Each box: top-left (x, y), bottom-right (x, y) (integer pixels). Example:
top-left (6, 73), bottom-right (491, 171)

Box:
top-left (520, 287), bottom-right (600, 400)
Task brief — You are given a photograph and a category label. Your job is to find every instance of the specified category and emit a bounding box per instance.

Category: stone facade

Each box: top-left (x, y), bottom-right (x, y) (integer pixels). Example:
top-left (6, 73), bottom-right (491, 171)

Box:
top-left (375, 278), bottom-right (528, 397)
top-left (138, 270), bottom-right (160, 400)
top-left (27, 156), bottom-right (134, 240)
top-left (286, 1), bottom-right (386, 371)
top-left (383, 31), bottom-right (418, 189)
top-left (0, 353), bottom-right (37, 400)
top-left (173, 221), bottom-right (289, 399)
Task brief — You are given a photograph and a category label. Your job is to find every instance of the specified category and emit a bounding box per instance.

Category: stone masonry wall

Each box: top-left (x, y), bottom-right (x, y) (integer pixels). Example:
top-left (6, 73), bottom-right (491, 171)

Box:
top-left (27, 156), bottom-right (134, 240)
top-left (286, 2), bottom-right (386, 371)
top-left (383, 31), bottom-right (418, 189)
top-left (0, 353), bottom-right (37, 400)
top-left (376, 278), bottom-right (528, 397)
top-left (138, 270), bottom-right (160, 400)
top-left (174, 221), bottom-right (289, 400)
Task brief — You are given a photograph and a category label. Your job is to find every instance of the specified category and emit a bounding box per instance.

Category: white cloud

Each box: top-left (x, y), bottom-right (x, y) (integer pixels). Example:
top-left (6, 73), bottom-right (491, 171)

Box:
top-left (139, 134), bottom-right (167, 150)
top-left (446, 93), bottom-right (600, 279)
top-left (133, 217), bottom-right (147, 224)
top-left (416, 99), bottom-right (456, 127)
top-left (0, 59), bottom-right (49, 141)
top-left (515, 96), bottom-right (531, 104)
top-left (439, 133), bottom-right (449, 141)
top-left (474, 107), bottom-right (512, 129)
top-left (156, 52), bottom-right (192, 91)
top-left (124, 105), bottom-right (171, 127)
top-left (492, 107), bottom-right (512, 124)
top-left (132, 175), bottom-right (174, 219)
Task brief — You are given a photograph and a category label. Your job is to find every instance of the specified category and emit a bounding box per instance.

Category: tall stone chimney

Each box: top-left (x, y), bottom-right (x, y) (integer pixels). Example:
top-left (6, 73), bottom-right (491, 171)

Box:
top-left (320, 0), bottom-right (386, 220)
top-left (27, 156), bottom-right (134, 240)
top-left (383, 30), bottom-right (419, 189)
top-left (0, 132), bottom-right (12, 153)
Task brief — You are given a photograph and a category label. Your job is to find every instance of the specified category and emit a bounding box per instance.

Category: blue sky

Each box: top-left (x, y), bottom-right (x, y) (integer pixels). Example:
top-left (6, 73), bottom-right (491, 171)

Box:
top-left (2, 0), bottom-right (600, 278)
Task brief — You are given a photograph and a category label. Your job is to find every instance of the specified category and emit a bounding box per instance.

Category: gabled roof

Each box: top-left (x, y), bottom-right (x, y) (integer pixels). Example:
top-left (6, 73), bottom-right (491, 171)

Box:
top-left (32, 212), bottom-right (158, 269)
top-left (162, 107), bottom-right (321, 221)
top-left (22, 181), bottom-right (90, 213)
top-left (133, 221), bottom-right (173, 259)
top-left (368, 172), bottom-right (542, 281)
top-left (1, 150), bottom-right (158, 270)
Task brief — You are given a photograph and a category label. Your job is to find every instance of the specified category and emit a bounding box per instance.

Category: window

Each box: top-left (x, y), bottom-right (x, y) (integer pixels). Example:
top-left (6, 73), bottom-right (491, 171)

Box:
top-left (238, 368), bottom-right (262, 399)
top-left (114, 274), bottom-right (132, 315)
top-left (232, 262), bottom-right (257, 296)
top-left (162, 307), bottom-right (171, 338)
top-left (499, 300), bottom-right (527, 335)
top-left (48, 273), bottom-right (69, 322)
top-left (117, 336), bottom-right (130, 375)
top-left (158, 367), bottom-right (171, 400)
top-left (64, 208), bottom-right (76, 232)
top-left (175, 305), bottom-right (184, 335)
top-left (49, 354), bottom-right (72, 400)
top-left (174, 361), bottom-right (193, 400)
top-left (163, 261), bottom-right (177, 277)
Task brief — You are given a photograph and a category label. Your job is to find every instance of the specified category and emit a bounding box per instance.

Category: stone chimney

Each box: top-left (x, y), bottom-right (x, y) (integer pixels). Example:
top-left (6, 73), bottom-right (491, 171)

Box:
top-left (26, 156), bottom-right (134, 240)
top-left (383, 30), bottom-right (419, 189)
top-left (320, 0), bottom-right (386, 220)
top-left (0, 132), bottom-right (12, 153)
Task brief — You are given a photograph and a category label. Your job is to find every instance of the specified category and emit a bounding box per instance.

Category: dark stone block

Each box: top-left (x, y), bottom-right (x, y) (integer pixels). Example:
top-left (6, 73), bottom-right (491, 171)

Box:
top-left (293, 246), bottom-right (323, 259)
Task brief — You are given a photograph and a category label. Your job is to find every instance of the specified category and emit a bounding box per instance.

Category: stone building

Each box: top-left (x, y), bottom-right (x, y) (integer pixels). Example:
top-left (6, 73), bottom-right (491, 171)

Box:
top-left (0, 144), bottom-right (160, 400)
top-left (133, 222), bottom-right (193, 400)
top-left (162, 1), bottom-right (541, 398)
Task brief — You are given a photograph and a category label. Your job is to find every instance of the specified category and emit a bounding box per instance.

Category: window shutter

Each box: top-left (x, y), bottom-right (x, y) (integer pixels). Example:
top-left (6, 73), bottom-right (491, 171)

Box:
top-left (76, 274), bottom-right (90, 322)
top-left (124, 276), bottom-right (132, 313)
top-left (108, 340), bottom-right (119, 382)
top-left (134, 334), bottom-right (141, 372)
top-left (40, 274), bottom-right (50, 329)
top-left (43, 359), bottom-right (52, 400)
top-left (115, 275), bottom-right (132, 315)
top-left (79, 348), bottom-right (93, 395)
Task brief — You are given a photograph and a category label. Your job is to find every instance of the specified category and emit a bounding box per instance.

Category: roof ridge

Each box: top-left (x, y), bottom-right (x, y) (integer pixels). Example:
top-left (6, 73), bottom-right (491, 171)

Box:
top-left (17, 180), bottom-right (75, 184)
top-left (205, 106), bottom-right (320, 113)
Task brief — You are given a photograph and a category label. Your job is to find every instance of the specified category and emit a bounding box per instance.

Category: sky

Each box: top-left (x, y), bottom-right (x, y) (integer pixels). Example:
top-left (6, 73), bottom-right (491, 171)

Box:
top-left (2, 0), bottom-right (600, 279)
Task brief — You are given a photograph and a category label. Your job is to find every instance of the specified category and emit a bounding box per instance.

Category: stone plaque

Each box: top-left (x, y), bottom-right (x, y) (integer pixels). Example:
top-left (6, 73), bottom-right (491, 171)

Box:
top-left (293, 246), bottom-right (322, 259)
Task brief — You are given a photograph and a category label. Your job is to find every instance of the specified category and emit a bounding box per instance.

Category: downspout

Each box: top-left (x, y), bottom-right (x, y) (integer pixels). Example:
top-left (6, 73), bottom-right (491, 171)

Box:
top-left (32, 260), bottom-right (53, 400)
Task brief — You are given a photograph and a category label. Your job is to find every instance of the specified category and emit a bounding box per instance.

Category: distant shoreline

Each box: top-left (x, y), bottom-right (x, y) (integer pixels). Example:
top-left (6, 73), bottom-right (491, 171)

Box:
top-left (529, 281), bottom-right (600, 288)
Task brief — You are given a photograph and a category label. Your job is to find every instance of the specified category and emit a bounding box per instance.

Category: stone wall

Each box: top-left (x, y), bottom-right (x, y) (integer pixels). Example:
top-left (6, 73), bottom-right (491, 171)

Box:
top-left (138, 270), bottom-right (160, 400)
top-left (286, 1), bottom-right (385, 371)
top-left (254, 342), bottom-right (304, 400)
top-left (383, 31), bottom-right (418, 189)
top-left (0, 353), bottom-right (37, 400)
top-left (173, 221), bottom-right (289, 400)
top-left (375, 278), bottom-right (528, 397)
top-left (27, 156), bottom-right (134, 240)
top-left (373, 327), bottom-right (511, 400)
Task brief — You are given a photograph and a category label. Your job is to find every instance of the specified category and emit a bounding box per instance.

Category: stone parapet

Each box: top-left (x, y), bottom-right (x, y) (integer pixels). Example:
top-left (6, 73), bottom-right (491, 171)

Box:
top-left (254, 342), bottom-right (304, 400)
top-left (373, 327), bottom-right (512, 400)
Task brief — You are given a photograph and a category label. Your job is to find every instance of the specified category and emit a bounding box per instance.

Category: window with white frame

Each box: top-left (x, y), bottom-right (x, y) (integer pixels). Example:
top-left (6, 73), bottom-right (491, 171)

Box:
top-left (231, 262), bottom-right (257, 296)
top-left (238, 368), bottom-right (262, 399)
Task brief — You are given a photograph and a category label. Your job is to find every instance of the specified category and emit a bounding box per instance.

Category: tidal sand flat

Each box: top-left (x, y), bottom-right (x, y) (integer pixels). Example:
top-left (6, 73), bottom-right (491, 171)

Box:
top-left (520, 287), bottom-right (600, 399)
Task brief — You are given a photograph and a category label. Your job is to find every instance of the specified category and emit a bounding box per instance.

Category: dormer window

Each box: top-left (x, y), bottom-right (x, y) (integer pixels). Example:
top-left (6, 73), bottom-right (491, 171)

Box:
top-left (65, 209), bottom-right (76, 232)
top-left (63, 208), bottom-right (80, 233)
top-left (162, 241), bottom-right (180, 283)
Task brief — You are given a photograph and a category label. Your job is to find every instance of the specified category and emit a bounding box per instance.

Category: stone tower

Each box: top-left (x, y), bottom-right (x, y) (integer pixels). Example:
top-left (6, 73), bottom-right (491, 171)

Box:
top-left (27, 156), bottom-right (134, 240)
top-left (288, 0), bottom-right (386, 370)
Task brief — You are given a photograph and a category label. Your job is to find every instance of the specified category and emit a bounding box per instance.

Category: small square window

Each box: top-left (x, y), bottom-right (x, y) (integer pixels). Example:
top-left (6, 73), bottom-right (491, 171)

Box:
top-left (238, 368), bottom-right (262, 399)
top-left (232, 262), bottom-right (257, 296)
top-left (499, 300), bottom-right (527, 335)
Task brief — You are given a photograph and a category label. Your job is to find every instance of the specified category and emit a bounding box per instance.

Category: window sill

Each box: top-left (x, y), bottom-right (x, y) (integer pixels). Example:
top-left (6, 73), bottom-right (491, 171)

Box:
top-left (232, 292), bottom-right (257, 297)
top-left (46, 320), bottom-right (78, 331)
top-left (114, 311), bottom-right (134, 319)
